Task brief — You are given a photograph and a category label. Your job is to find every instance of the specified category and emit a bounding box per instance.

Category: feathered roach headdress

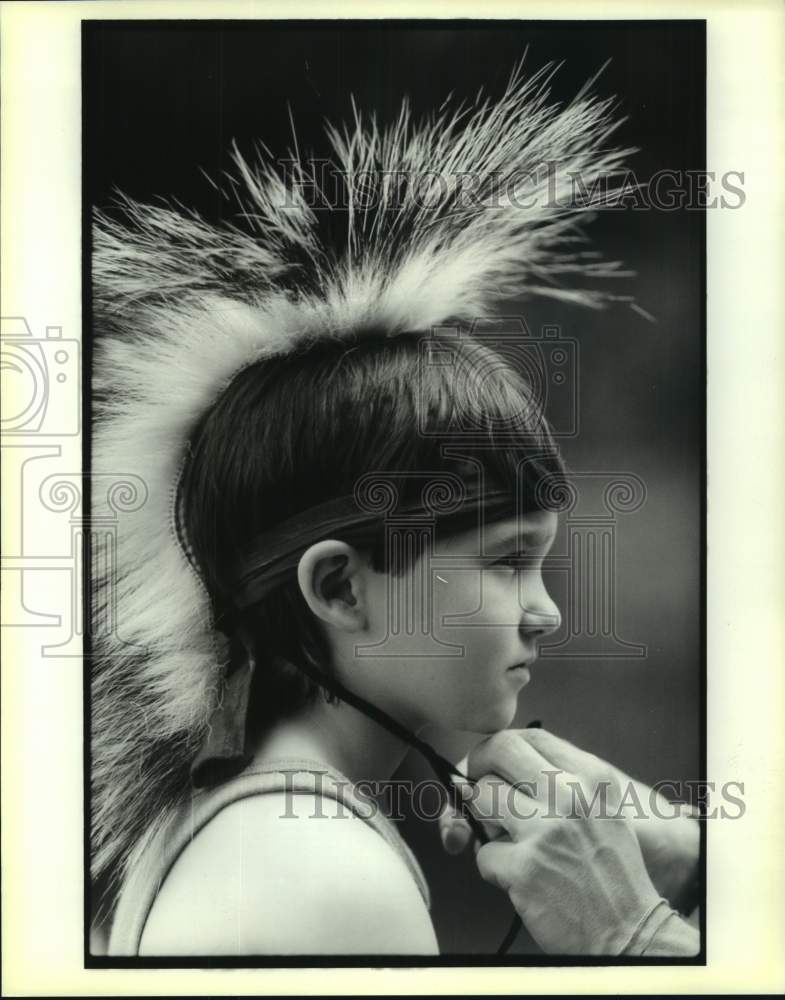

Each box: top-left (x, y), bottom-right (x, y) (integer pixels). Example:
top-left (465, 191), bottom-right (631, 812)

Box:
top-left (91, 60), bottom-right (635, 882)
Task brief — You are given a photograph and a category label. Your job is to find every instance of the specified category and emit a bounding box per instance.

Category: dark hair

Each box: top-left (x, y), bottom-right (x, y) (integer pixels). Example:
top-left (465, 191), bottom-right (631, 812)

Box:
top-left (181, 330), bottom-right (566, 721)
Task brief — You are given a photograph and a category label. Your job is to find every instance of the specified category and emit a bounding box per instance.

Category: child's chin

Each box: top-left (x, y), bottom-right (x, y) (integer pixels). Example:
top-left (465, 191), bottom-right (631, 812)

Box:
top-left (465, 697), bottom-right (519, 735)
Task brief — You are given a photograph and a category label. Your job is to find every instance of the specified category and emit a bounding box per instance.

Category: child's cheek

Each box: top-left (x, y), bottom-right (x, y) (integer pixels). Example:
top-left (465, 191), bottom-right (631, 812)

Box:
top-left (432, 569), bottom-right (484, 640)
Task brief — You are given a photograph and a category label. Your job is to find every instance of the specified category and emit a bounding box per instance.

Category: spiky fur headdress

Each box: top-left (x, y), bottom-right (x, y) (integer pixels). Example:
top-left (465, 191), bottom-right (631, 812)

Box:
top-left (91, 60), bottom-right (634, 884)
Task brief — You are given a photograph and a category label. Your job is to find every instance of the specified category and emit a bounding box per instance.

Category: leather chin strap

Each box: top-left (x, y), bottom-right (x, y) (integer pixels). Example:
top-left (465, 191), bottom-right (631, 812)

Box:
top-left (281, 650), bottom-right (529, 956)
top-left (192, 628), bottom-right (527, 955)
top-left (187, 481), bottom-right (531, 952)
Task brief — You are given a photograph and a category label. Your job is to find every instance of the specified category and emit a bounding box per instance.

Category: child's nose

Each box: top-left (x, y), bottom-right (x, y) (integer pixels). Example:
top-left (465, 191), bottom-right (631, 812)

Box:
top-left (519, 591), bottom-right (561, 638)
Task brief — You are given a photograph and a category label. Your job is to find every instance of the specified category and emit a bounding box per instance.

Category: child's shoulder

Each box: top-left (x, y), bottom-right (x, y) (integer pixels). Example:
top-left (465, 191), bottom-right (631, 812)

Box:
top-left (139, 790), bottom-right (437, 955)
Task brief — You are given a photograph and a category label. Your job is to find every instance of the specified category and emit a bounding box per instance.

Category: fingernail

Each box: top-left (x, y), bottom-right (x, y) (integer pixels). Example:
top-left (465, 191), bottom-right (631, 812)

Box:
top-left (445, 832), bottom-right (461, 854)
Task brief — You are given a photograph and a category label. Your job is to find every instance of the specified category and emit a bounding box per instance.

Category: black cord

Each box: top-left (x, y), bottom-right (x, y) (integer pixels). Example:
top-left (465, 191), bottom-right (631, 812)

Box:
top-left (263, 645), bottom-right (531, 955)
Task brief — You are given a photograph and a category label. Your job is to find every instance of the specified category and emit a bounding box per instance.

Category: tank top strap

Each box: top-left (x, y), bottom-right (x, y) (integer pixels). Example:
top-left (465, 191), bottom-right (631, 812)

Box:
top-left (108, 756), bottom-right (430, 955)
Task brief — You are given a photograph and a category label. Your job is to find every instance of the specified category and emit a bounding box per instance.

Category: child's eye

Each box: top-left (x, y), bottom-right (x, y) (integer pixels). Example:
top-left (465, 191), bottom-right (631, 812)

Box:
top-left (491, 550), bottom-right (528, 569)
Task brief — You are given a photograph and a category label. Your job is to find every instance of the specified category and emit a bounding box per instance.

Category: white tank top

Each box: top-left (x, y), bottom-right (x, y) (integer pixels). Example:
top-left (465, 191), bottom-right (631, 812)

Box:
top-left (107, 756), bottom-right (431, 955)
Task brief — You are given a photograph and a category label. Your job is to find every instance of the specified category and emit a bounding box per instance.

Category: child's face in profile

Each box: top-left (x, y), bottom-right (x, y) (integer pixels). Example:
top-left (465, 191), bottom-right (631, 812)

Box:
top-left (350, 509), bottom-right (561, 734)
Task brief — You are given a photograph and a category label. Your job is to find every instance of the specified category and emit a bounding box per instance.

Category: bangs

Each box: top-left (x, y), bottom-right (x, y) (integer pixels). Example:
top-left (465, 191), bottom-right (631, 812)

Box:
top-left (410, 333), bottom-right (566, 518)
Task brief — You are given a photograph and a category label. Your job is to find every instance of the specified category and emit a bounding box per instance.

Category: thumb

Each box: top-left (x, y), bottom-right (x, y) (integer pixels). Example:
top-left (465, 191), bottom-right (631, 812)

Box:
top-left (438, 775), bottom-right (477, 854)
top-left (439, 758), bottom-right (477, 854)
top-left (439, 805), bottom-right (474, 855)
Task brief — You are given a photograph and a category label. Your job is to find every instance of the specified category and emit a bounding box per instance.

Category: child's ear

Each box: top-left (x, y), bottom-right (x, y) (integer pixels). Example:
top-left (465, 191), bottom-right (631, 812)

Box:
top-left (297, 540), bottom-right (367, 632)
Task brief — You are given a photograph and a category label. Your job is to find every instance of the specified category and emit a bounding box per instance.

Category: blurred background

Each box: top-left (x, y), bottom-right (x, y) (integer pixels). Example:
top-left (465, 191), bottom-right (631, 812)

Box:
top-left (85, 20), bottom-right (704, 956)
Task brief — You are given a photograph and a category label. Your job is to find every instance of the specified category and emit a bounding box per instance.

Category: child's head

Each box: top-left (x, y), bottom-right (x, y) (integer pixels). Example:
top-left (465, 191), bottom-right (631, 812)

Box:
top-left (181, 329), bottom-right (564, 734)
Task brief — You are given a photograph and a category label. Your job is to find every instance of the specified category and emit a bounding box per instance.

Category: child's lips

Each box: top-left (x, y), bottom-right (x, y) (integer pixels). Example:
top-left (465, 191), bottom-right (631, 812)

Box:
top-left (508, 655), bottom-right (536, 672)
top-left (507, 662), bottom-right (532, 685)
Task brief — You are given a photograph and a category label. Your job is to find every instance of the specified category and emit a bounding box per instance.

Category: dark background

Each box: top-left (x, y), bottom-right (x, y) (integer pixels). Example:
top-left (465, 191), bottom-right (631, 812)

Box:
top-left (85, 20), bottom-right (705, 957)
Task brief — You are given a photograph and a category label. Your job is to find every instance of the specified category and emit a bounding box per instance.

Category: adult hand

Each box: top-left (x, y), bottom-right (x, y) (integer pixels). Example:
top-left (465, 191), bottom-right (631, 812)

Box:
top-left (437, 729), bottom-right (698, 954)
top-left (439, 728), bottom-right (700, 911)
